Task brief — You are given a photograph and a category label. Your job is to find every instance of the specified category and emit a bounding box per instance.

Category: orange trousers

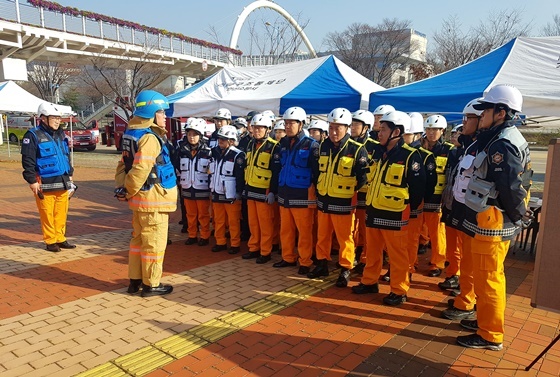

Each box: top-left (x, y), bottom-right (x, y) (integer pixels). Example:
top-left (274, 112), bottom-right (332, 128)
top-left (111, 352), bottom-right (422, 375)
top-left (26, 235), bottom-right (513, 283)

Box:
top-left (454, 233), bottom-right (475, 311)
top-left (364, 227), bottom-right (409, 295)
top-left (35, 189), bottom-right (69, 244)
top-left (279, 207), bottom-right (314, 267)
top-left (212, 201), bottom-right (242, 247)
top-left (407, 214), bottom-right (423, 273)
top-left (424, 211), bottom-right (447, 269)
top-left (419, 222), bottom-right (430, 246)
top-left (272, 202), bottom-right (281, 246)
top-left (129, 210), bottom-right (169, 287)
top-left (184, 198), bottom-right (211, 240)
top-left (445, 225), bottom-right (462, 277)
top-left (471, 237), bottom-right (509, 344)
top-left (316, 211), bottom-right (355, 269)
top-left (247, 200), bottom-right (275, 255)
top-left (354, 208), bottom-right (367, 264)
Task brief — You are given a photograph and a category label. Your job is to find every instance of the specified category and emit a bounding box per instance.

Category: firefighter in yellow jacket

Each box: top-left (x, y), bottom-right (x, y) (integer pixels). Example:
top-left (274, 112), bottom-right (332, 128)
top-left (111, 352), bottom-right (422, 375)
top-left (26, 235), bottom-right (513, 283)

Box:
top-left (242, 113), bottom-right (281, 264)
top-left (421, 115), bottom-right (454, 277)
top-left (308, 108), bottom-right (368, 288)
top-left (115, 90), bottom-right (177, 297)
top-left (456, 85), bottom-right (532, 350)
top-left (352, 111), bottom-right (426, 306)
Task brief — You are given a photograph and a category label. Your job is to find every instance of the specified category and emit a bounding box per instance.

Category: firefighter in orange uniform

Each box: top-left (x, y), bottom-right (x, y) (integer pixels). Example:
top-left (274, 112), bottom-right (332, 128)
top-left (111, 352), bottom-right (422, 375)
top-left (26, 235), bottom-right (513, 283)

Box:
top-left (349, 110), bottom-right (381, 273)
top-left (272, 107), bottom-right (319, 275)
top-left (421, 115), bottom-right (454, 277)
top-left (307, 108), bottom-right (368, 288)
top-left (176, 118), bottom-right (212, 246)
top-left (209, 125), bottom-right (246, 254)
top-left (352, 111), bottom-right (425, 306)
top-left (241, 113), bottom-right (281, 264)
top-left (456, 85), bottom-right (531, 350)
top-left (115, 90), bottom-right (177, 297)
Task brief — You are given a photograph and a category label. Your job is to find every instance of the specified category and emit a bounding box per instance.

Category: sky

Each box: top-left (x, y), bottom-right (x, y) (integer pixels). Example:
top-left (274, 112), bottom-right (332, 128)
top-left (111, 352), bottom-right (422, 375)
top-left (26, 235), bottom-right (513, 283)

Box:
top-left (47, 0), bottom-right (558, 53)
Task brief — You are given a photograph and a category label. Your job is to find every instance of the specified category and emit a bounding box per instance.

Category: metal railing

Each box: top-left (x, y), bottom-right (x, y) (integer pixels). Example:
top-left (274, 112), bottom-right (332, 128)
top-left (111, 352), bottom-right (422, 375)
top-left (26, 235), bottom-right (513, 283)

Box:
top-left (0, 0), bottom-right (237, 64)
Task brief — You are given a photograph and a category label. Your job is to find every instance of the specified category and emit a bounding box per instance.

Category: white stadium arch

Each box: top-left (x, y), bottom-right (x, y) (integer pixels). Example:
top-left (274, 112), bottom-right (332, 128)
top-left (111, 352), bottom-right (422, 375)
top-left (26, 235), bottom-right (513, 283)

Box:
top-left (229, 0), bottom-right (317, 58)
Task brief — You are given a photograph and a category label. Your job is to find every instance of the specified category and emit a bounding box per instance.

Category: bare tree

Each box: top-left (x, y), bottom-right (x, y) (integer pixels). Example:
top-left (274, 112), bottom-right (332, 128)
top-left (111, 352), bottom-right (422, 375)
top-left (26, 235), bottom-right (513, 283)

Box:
top-left (541, 14), bottom-right (560, 36)
top-left (431, 10), bottom-right (531, 73)
top-left (80, 55), bottom-right (167, 120)
top-left (27, 61), bottom-right (78, 103)
top-left (324, 19), bottom-right (419, 87)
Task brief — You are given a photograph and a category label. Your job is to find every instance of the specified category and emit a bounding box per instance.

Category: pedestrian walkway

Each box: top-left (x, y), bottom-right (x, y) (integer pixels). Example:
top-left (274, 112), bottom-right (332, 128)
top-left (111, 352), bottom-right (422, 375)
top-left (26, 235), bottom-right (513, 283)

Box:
top-left (0, 160), bottom-right (558, 377)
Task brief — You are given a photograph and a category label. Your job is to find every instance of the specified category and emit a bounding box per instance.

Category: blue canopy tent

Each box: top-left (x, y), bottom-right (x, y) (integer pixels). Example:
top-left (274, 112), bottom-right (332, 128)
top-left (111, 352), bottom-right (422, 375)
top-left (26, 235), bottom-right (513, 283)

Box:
top-left (369, 37), bottom-right (560, 118)
top-left (167, 55), bottom-right (384, 117)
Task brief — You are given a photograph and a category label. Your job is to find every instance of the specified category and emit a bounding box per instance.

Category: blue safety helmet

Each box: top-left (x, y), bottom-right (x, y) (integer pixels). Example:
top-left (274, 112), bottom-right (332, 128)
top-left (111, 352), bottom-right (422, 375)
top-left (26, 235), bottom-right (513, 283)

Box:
top-left (133, 90), bottom-right (169, 118)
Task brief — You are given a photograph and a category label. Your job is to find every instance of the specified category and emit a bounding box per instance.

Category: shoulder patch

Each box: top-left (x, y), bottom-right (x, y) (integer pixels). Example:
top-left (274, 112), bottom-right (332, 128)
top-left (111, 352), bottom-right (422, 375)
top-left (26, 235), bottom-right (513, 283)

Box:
top-left (22, 138), bottom-right (30, 144)
top-left (411, 161), bottom-right (421, 172)
top-left (313, 148), bottom-right (320, 157)
top-left (236, 157), bottom-right (244, 165)
top-left (359, 156), bottom-right (367, 164)
top-left (491, 152), bottom-right (504, 165)
top-left (426, 162), bottom-right (435, 171)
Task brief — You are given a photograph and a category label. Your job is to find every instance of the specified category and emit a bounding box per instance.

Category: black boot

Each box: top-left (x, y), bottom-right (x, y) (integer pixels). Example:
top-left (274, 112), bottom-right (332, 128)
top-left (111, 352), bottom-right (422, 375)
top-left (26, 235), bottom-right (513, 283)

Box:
top-left (141, 283), bottom-right (173, 297)
top-left (307, 259), bottom-right (329, 278)
top-left (127, 279), bottom-right (142, 294)
top-left (335, 268), bottom-right (351, 288)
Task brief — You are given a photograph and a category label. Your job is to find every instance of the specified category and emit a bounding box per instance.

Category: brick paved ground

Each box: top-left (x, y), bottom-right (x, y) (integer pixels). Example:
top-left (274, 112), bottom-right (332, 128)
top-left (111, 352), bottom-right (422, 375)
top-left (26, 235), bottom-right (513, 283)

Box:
top-left (0, 152), bottom-right (559, 377)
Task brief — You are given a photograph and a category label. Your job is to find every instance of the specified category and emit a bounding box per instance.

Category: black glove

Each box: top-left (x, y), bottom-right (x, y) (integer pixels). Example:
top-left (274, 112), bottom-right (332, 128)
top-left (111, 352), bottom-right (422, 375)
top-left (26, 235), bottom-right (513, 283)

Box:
top-left (114, 187), bottom-right (128, 201)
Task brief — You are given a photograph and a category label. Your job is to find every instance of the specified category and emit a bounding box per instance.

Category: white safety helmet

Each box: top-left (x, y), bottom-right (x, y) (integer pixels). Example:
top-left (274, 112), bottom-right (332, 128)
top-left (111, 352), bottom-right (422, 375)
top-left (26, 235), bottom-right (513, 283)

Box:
top-left (352, 110), bottom-right (375, 127)
top-left (463, 98), bottom-right (484, 116)
top-left (251, 113), bottom-right (273, 129)
top-left (214, 108), bottom-right (232, 120)
top-left (424, 114), bottom-right (447, 130)
top-left (38, 102), bottom-right (62, 117)
top-left (409, 112), bottom-right (424, 134)
top-left (308, 119), bottom-right (329, 133)
top-left (261, 110), bottom-right (276, 122)
top-left (373, 104), bottom-right (396, 116)
top-left (327, 108), bottom-right (352, 126)
top-left (474, 84), bottom-right (523, 113)
top-left (274, 120), bottom-right (286, 131)
top-left (381, 111), bottom-right (410, 130)
top-left (451, 125), bottom-right (463, 133)
top-left (216, 125), bottom-right (238, 142)
top-left (184, 118), bottom-right (206, 135)
top-left (233, 117), bottom-right (248, 129)
top-left (282, 107), bottom-right (307, 124)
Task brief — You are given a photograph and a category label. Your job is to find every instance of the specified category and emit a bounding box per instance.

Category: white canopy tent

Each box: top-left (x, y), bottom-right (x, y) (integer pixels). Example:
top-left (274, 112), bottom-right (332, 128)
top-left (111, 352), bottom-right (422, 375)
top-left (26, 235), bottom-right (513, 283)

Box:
top-left (0, 80), bottom-right (73, 157)
top-left (167, 55), bottom-right (384, 117)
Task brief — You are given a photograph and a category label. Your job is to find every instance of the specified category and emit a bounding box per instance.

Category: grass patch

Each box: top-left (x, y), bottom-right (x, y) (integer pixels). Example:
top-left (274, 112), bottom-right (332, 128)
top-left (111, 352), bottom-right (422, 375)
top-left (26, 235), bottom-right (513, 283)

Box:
top-left (520, 131), bottom-right (560, 147)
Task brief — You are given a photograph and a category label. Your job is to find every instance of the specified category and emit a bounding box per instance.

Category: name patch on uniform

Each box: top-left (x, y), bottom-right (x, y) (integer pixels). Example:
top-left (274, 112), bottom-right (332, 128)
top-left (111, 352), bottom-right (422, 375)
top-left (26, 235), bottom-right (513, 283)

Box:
top-left (411, 161), bottom-right (420, 171)
top-left (22, 138), bottom-right (30, 144)
top-left (491, 152), bottom-right (504, 164)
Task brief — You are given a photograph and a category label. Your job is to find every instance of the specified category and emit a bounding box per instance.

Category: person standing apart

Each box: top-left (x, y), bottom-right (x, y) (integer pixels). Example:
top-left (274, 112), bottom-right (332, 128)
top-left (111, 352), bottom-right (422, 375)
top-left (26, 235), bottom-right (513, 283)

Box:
top-left (308, 108), bottom-right (368, 288)
top-left (115, 90), bottom-right (177, 297)
top-left (22, 103), bottom-right (76, 252)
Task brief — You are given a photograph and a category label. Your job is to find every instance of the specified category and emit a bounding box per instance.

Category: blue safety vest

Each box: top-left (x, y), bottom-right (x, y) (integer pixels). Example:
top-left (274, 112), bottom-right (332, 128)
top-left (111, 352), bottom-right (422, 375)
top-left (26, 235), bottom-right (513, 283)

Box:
top-left (122, 128), bottom-right (176, 190)
top-left (28, 127), bottom-right (71, 178)
top-left (278, 136), bottom-right (314, 189)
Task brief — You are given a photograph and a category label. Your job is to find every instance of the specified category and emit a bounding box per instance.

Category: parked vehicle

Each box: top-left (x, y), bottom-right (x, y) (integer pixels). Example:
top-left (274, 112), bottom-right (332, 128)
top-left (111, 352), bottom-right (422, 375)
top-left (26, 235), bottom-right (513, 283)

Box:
top-left (61, 117), bottom-right (99, 151)
top-left (5, 115), bottom-right (34, 143)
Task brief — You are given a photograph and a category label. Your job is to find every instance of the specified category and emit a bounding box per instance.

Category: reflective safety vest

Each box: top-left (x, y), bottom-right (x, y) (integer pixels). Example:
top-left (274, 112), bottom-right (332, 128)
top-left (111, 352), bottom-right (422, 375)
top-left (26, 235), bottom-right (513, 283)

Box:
top-left (359, 138), bottom-right (381, 194)
top-left (317, 137), bottom-right (361, 199)
top-left (210, 146), bottom-right (243, 199)
top-left (245, 138), bottom-right (278, 189)
top-left (465, 127), bottom-right (529, 213)
top-left (365, 144), bottom-right (417, 212)
top-left (179, 146), bottom-right (211, 191)
top-left (279, 135), bottom-right (314, 189)
top-left (452, 143), bottom-right (477, 205)
top-left (122, 128), bottom-right (176, 190)
top-left (28, 127), bottom-right (71, 178)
